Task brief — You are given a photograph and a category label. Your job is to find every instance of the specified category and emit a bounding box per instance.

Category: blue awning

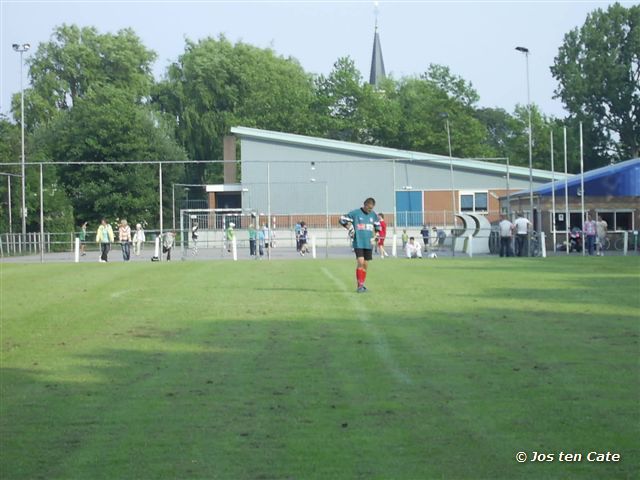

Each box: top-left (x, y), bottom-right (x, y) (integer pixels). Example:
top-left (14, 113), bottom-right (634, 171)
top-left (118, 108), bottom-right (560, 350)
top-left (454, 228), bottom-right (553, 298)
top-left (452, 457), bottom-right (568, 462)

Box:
top-left (511, 158), bottom-right (640, 197)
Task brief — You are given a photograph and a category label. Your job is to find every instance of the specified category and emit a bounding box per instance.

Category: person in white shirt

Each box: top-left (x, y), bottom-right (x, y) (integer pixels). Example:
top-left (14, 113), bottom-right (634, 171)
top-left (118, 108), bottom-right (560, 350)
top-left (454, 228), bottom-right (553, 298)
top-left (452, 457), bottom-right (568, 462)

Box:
top-left (513, 212), bottom-right (531, 257)
top-left (596, 215), bottom-right (608, 256)
top-left (498, 214), bottom-right (514, 257)
top-left (133, 223), bottom-right (145, 256)
top-left (405, 237), bottom-right (423, 259)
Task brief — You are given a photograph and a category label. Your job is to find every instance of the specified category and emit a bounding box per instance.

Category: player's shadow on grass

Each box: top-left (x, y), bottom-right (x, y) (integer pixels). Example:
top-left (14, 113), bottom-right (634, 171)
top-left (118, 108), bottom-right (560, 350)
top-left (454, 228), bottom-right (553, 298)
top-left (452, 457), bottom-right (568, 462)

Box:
top-left (2, 306), bottom-right (639, 479)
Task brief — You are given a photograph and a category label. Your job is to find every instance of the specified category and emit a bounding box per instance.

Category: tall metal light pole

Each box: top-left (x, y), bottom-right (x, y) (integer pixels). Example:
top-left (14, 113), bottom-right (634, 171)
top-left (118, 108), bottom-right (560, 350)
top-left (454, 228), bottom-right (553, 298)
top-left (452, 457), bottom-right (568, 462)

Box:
top-left (516, 46), bottom-right (534, 256)
top-left (444, 115), bottom-right (456, 222)
top-left (13, 43), bottom-right (30, 247)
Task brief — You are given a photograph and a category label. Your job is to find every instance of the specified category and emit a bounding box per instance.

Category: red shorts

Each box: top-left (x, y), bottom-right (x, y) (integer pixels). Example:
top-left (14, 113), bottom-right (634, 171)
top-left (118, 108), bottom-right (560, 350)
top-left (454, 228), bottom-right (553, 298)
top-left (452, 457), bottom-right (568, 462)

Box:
top-left (377, 237), bottom-right (385, 246)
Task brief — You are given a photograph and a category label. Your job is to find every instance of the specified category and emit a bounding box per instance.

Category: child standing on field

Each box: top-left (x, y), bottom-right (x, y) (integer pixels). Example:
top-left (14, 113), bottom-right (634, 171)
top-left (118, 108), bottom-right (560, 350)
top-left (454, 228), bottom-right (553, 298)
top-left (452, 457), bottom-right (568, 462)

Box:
top-left (133, 223), bottom-right (145, 256)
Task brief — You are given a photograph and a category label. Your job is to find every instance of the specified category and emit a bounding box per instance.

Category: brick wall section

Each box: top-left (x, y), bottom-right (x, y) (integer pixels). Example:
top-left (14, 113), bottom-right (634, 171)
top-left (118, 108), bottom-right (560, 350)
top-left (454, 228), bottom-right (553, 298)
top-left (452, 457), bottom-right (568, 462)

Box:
top-left (223, 135), bottom-right (237, 184)
top-left (424, 191), bottom-right (457, 214)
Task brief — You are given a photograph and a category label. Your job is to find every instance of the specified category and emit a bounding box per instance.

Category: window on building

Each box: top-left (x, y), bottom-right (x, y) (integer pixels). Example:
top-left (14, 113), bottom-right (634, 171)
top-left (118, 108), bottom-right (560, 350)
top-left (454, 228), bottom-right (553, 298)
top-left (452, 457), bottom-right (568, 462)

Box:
top-left (569, 212), bottom-right (583, 231)
top-left (616, 211), bottom-right (633, 231)
top-left (596, 210), bottom-right (634, 231)
top-left (459, 191), bottom-right (488, 212)
top-left (460, 194), bottom-right (474, 211)
top-left (475, 193), bottom-right (488, 211)
top-left (598, 212), bottom-right (615, 230)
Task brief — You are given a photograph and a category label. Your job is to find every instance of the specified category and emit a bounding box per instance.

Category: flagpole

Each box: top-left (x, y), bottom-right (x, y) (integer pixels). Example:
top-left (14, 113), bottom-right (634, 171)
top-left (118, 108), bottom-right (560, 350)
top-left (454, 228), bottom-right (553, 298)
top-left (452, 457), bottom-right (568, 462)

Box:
top-left (550, 130), bottom-right (556, 253)
top-left (564, 127), bottom-right (570, 255)
top-left (579, 122), bottom-right (585, 257)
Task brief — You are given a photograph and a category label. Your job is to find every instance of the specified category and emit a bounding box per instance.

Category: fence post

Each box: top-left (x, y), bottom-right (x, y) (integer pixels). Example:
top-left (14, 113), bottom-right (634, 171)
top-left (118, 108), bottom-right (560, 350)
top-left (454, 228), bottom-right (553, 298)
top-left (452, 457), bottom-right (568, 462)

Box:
top-left (232, 234), bottom-right (237, 261)
top-left (311, 234), bottom-right (317, 259)
top-left (623, 231), bottom-right (629, 256)
top-left (75, 237), bottom-right (80, 263)
top-left (540, 231), bottom-right (547, 258)
top-left (391, 234), bottom-right (397, 257)
top-left (467, 234), bottom-right (473, 258)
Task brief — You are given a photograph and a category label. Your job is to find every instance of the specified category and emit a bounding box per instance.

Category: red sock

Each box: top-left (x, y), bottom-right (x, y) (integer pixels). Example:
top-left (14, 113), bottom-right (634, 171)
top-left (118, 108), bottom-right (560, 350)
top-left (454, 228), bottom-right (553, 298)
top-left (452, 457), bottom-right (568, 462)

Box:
top-left (356, 267), bottom-right (366, 286)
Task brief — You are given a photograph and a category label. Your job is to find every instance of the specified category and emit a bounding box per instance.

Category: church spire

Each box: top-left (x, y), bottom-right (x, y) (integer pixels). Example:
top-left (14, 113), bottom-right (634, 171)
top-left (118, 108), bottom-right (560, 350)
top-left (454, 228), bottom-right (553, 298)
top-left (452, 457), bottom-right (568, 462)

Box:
top-left (369, 2), bottom-right (386, 88)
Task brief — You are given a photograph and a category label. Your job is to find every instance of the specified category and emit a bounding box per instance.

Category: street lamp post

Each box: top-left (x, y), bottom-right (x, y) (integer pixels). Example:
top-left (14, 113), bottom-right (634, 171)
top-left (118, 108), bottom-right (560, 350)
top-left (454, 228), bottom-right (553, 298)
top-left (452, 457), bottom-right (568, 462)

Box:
top-left (516, 46), bottom-right (534, 256)
top-left (444, 115), bottom-right (456, 223)
top-left (13, 43), bottom-right (30, 248)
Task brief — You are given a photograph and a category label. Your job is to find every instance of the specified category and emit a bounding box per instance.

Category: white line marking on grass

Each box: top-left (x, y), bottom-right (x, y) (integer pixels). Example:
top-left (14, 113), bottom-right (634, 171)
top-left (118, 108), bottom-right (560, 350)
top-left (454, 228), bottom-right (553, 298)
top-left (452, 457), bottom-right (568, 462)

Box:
top-left (321, 267), bottom-right (412, 385)
top-left (110, 290), bottom-right (128, 298)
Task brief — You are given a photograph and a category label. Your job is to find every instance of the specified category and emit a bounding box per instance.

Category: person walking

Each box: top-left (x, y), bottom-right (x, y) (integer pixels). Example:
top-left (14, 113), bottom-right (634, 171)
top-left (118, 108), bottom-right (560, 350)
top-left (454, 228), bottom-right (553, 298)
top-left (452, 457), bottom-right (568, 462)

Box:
top-left (225, 222), bottom-right (236, 253)
top-left (420, 224), bottom-right (430, 252)
top-left (262, 223), bottom-right (270, 251)
top-left (596, 215), bottom-right (608, 256)
top-left (96, 219), bottom-right (114, 263)
top-left (118, 219), bottom-right (132, 261)
top-left (249, 223), bottom-right (257, 258)
top-left (583, 213), bottom-right (597, 256)
top-left (377, 213), bottom-right (389, 258)
top-left (257, 226), bottom-right (265, 259)
top-left (498, 214), bottom-right (514, 257)
top-left (79, 222), bottom-right (88, 256)
top-left (298, 221), bottom-right (309, 256)
top-left (294, 221), bottom-right (302, 254)
top-left (133, 223), bottom-right (145, 256)
top-left (401, 229), bottom-right (409, 250)
top-left (339, 197), bottom-right (381, 293)
top-left (162, 230), bottom-right (176, 261)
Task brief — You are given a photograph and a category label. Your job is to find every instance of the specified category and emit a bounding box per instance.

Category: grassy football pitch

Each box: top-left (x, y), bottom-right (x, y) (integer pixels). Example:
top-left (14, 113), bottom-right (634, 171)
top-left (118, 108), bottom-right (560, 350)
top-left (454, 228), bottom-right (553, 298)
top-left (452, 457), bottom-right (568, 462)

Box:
top-left (1, 257), bottom-right (639, 479)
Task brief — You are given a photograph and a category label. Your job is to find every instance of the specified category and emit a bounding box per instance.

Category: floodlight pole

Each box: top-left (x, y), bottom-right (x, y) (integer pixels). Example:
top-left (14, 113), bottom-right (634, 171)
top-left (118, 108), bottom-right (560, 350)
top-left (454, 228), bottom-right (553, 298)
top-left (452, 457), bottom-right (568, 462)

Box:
top-left (550, 130), bottom-right (557, 252)
top-left (159, 163), bottom-right (163, 261)
top-left (445, 116), bottom-right (455, 223)
top-left (506, 156), bottom-right (511, 218)
top-left (325, 182), bottom-right (329, 259)
top-left (392, 159), bottom-right (397, 235)
top-left (579, 122), bottom-right (585, 257)
top-left (13, 43), bottom-right (30, 250)
top-left (563, 126), bottom-right (570, 255)
top-left (444, 115), bottom-right (456, 257)
top-left (7, 176), bottom-right (12, 238)
top-left (516, 46), bottom-right (534, 256)
top-left (267, 162), bottom-right (271, 260)
top-left (172, 185), bottom-right (176, 230)
top-left (39, 163), bottom-right (44, 263)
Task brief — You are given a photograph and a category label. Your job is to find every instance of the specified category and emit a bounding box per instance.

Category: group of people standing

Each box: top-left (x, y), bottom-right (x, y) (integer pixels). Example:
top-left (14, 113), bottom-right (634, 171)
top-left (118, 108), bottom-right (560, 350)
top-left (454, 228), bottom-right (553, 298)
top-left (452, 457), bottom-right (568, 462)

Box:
top-left (83, 219), bottom-right (146, 262)
top-left (247, 223), bottom-right (275, 259)
top-left (498, 211), bottom-right (608, 257)
top-left (582, 213), bottom-right (608, 256)
top-left (498, 212), bottom-right (532, 257)
top-left (294, 222), bottom-right (310, 256)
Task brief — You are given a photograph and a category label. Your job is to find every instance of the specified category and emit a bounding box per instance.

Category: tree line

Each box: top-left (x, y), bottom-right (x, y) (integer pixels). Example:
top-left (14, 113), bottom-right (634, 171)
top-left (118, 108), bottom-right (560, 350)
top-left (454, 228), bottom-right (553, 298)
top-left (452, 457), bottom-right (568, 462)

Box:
top-left (0, 2), bottom-right (637, 233)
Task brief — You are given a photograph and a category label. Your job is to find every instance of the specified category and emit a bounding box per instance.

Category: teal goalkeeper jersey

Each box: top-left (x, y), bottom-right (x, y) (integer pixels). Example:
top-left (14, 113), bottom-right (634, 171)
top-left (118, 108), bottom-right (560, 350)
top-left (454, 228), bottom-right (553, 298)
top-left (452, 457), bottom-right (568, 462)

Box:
top-left (341, 208), bottom-right (381, 249)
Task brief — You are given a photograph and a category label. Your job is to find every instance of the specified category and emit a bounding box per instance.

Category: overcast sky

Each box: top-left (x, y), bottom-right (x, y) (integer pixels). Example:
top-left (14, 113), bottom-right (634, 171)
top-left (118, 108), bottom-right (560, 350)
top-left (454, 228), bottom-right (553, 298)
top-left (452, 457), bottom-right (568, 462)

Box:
top-left (1, 0), bottom-right (634, 122)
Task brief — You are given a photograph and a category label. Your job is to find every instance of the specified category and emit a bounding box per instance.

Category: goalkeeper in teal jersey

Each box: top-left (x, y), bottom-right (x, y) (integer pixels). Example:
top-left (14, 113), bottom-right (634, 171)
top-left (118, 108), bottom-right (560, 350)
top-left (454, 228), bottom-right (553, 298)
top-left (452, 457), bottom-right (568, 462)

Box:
top-left (339, 197), bottom-right (381, 293)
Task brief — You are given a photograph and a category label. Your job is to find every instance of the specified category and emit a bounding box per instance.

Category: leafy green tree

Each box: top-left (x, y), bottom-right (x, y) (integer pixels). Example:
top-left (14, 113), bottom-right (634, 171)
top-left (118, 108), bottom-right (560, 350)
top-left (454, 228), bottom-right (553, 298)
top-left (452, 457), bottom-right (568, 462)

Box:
top-left (33, 86), bottom-right (187, 228)
top-left (551, 3), bottom-right (639, 162)
top-left (395, 69), bottom-right (494, 159)
top-left (313, 57), bottom-right (372, 142)
top-left (14, 24), bottom-right (157, 131)
top-left (153, 36), bottom-right (317, 185)
top-left (0, 116), bottom-right (21, 233)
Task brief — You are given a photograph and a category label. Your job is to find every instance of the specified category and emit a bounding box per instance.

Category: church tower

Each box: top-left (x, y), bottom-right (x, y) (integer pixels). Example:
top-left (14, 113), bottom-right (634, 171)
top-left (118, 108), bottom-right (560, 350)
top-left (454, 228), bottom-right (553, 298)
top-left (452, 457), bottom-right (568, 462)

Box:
top-left (369, 5), bottom-right (386, 88)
